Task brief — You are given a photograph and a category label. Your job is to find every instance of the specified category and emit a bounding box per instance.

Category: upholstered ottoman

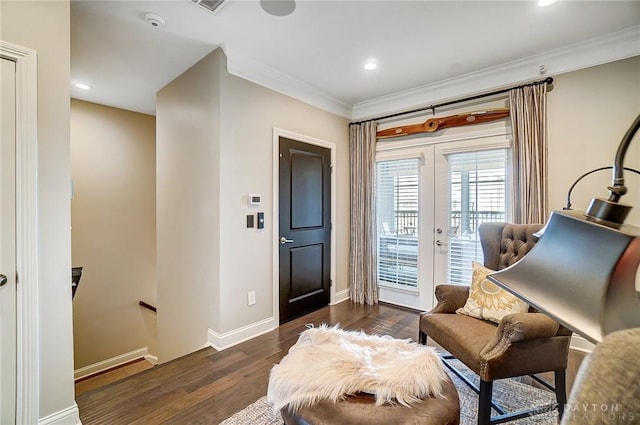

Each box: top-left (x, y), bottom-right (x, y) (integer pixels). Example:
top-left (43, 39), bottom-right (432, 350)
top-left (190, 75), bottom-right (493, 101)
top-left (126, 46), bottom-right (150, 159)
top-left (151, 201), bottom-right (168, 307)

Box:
top-left (269, 325), bottom-right (460, 425)
top-left (280, 374), bottom-right (460, 425)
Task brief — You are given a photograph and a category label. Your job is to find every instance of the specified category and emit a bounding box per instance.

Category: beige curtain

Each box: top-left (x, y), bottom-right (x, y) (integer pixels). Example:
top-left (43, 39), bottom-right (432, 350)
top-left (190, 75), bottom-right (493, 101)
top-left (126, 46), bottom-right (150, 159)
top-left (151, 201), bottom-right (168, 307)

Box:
top-left (509, 83), bottom-right (548, 224)
top-left (349, 121), bottom-right (378, 304)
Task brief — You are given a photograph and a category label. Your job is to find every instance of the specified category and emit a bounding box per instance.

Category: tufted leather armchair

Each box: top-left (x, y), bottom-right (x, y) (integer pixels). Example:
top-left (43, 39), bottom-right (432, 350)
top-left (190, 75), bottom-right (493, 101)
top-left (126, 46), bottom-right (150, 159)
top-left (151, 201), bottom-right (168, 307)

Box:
top-left (419, 222), bottom-right (572, 425)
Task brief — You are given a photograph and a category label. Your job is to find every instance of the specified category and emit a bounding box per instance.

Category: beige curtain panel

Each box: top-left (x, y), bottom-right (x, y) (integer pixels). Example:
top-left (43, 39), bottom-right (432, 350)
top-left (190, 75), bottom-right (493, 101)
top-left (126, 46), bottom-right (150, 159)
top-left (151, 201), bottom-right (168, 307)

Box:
top-left (349, 121), bottom-right (378, 305)
top-left (509, 83), bottom-right (549, 225)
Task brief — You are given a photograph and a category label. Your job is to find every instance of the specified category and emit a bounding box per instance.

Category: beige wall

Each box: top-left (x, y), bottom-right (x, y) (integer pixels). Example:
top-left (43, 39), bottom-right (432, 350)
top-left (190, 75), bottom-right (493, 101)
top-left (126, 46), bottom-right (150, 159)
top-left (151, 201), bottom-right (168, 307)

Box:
top-left (548, 56), bottom-right (640, 291)
top-left (218, 52), bottom-right (350, 333)
top-left (0, 0), bottom-right (76, 421)
top-left (156, 50), bottom-right (222, 363)
top-left (156, 48), bottom-right (349, 361)
top-left (70, 99), bottom-right (157, 368)
top-left (547, 56), bottom-right (640, 227)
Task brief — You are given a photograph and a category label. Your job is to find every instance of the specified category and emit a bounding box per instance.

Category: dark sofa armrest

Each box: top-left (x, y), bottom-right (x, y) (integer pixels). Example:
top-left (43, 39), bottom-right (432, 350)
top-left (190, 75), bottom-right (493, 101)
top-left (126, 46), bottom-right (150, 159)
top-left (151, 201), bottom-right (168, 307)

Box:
top-left (428, 284), bottom-right (470, 314)
top-left (480, 312), bottom-right (563, 359)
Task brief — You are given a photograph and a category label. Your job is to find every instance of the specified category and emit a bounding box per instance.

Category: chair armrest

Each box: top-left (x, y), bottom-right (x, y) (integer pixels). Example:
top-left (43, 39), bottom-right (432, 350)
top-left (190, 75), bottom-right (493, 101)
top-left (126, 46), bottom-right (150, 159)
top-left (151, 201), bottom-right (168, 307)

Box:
top-left (428, 284), bottom-right (470, 314)
top-left (497, 312), bottom-right (561, 342)
top-left (480, 313), bottom-right (561, 359)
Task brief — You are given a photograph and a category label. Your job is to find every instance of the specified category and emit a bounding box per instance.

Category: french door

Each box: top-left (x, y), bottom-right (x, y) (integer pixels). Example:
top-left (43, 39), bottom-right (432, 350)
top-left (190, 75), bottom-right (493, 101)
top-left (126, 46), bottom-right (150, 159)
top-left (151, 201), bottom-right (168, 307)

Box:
top-left (376, 138), bottom-right (510, 311)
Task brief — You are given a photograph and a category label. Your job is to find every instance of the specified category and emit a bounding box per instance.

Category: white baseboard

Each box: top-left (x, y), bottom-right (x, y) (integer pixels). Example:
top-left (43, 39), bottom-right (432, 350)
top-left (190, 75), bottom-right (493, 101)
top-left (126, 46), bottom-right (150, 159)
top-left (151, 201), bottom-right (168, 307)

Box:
top-left (207, 317), bottom-right (277, 351)
top-left (144, 353), bottom-right (159, 365)
top-left (570, 334), bottom-right (594, 353)
top-left (330, 288), bottom-right (350, 305)
top-left (74, 347), bottom-right (156, 380)
top-left (38, 403), bottom-right (81, 425)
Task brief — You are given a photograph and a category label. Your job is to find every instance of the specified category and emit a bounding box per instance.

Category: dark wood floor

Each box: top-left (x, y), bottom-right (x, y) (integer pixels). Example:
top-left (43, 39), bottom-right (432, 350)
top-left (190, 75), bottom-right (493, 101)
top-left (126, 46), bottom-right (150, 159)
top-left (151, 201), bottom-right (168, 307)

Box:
top-left (76, 301), bottom-right (585, 425)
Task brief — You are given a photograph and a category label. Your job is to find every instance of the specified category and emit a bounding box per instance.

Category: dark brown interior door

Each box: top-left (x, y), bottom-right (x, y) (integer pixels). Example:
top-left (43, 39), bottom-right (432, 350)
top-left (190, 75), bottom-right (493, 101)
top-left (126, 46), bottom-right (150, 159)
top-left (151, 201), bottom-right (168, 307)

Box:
top-left (279, 137), bottom-right (331, 324)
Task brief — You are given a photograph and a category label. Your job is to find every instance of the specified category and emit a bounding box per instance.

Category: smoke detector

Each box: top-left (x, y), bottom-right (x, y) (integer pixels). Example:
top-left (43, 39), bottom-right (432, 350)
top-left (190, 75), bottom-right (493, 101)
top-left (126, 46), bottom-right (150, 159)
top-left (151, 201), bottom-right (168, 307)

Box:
top-left (144, 13), bottom-right (166, 28)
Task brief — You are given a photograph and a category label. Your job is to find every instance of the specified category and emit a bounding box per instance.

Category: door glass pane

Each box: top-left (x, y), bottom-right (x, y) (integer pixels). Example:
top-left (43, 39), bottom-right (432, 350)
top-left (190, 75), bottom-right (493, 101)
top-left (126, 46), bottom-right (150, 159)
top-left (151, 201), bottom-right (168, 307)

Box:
top-left (447, 149), bottom-right (507, 284)
top-left (376, 158), bottom-right (419, 288)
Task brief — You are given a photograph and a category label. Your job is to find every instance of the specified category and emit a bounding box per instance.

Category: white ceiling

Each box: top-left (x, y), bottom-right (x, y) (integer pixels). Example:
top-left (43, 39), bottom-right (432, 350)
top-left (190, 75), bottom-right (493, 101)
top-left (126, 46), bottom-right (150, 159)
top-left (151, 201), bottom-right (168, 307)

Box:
top-left (70, 0), bottom-right (640, 120)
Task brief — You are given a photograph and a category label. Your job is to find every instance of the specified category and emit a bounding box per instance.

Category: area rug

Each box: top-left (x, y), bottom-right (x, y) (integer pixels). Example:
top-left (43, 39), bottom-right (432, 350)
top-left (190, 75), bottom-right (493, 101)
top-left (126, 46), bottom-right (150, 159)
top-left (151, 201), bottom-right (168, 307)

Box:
top-left (221, 357), bottom-right (557, 425)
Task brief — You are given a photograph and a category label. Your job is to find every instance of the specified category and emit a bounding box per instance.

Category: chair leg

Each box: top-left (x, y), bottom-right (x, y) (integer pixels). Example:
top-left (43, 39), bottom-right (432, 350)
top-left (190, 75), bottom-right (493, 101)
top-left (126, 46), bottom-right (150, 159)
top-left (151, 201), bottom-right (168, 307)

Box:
top-left (554, 369), bottom-right (567, 419)
top-left (419, 330), bottom-right (427, 345)
top-left (478, 379), bottom-right (493, 425)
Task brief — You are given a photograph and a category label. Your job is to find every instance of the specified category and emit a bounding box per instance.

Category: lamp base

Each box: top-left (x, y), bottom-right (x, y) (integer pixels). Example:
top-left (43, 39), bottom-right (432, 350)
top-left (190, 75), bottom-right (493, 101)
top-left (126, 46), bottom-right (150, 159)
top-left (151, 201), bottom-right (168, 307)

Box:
top-left (585, 197), bottom-right (631, 226)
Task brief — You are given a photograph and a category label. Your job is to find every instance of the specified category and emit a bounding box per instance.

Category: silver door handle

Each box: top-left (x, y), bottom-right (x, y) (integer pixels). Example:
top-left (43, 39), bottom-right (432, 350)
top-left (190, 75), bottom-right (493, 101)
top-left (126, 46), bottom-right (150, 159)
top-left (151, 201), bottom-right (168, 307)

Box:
top-left (280, 236), bottom-right (294, 245)
top-left (435, 240), bottom-right (448, 246)
top-left (0, 274), bottom-right (7, 287)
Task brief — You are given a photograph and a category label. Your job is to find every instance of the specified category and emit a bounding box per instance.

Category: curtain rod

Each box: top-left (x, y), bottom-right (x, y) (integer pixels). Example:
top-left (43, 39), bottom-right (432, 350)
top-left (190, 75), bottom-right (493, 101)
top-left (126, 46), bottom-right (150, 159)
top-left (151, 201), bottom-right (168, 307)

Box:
top-left (349, 76), bottom-right (554, 126)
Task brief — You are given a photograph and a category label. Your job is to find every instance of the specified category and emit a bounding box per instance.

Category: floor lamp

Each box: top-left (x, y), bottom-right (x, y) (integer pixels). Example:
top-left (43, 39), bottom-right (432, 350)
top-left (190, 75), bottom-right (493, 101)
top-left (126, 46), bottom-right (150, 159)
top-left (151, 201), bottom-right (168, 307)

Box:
top-left (488, 114), bottom-right (640, 344)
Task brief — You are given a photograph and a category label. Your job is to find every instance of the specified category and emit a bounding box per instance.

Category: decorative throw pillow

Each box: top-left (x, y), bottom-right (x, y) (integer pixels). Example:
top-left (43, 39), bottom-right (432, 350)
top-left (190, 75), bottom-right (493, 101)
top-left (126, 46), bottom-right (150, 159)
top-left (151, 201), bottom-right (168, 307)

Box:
top-left (456, 261), bottom-right (529, 323)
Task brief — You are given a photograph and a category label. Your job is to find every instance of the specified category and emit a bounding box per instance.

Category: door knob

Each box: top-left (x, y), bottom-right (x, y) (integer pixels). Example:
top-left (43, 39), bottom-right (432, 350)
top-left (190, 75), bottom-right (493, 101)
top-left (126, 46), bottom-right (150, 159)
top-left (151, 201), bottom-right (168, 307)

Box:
top-left (435, 240), bottom-right (447, 247)
top-left (280, 236), bottom-right (294, 245)
top-left (0, 274), bottom-right (7, 287)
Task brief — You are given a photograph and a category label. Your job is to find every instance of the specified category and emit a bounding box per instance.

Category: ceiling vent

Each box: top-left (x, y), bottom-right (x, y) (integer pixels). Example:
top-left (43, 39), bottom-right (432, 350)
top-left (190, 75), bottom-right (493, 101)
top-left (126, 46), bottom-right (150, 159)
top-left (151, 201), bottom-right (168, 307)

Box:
top-left (189, 0), bottom-right (231, 15)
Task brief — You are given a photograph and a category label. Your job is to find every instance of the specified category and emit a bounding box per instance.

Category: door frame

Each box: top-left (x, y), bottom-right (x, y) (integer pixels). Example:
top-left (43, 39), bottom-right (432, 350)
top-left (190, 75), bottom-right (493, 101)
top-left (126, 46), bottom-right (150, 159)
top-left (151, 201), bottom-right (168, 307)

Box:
top-left (1, 40), bottom-right (39, 424)
top-left (272, 128), bottom-right (336, 326)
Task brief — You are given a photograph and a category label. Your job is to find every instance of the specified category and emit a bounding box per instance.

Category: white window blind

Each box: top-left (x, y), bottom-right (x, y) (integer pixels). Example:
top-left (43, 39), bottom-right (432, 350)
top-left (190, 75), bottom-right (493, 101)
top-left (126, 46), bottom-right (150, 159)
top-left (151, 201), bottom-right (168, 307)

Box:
top-left (376, 158), bottom-right (419, 288)
top-left (447, 149), bottom-right (508, 285)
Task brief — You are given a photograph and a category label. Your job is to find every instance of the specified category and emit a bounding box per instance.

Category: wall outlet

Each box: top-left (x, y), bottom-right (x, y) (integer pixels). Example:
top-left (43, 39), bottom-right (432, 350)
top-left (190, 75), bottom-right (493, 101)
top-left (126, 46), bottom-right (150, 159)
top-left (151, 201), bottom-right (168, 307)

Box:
top-left (247, 291), bottom-right (256, 306)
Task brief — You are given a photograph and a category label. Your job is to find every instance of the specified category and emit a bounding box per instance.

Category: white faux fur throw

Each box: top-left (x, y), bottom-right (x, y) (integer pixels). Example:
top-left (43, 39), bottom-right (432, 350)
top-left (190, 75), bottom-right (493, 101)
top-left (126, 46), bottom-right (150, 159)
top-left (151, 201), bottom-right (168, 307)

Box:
top-left (267, 325), bottom-right (447, 412)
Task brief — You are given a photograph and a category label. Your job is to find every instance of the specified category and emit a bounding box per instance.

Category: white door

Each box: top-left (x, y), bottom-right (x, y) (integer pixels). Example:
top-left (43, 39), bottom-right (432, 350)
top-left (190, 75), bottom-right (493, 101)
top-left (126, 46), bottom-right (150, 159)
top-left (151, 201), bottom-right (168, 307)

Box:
top-left (376, 138), bottom-right (510, 310)
top-left (0, 56), bottom-right (17, 425)
top-left (433, 142), bottom-right (510, 288)
top-left (376, 148), bottom-right (435, 310)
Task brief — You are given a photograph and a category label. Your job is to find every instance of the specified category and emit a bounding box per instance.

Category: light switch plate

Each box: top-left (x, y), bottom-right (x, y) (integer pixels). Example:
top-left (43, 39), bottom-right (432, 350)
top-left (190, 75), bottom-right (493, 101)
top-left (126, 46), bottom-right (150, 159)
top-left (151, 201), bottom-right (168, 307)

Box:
top-left (257, 212), bottom-right (264, 229)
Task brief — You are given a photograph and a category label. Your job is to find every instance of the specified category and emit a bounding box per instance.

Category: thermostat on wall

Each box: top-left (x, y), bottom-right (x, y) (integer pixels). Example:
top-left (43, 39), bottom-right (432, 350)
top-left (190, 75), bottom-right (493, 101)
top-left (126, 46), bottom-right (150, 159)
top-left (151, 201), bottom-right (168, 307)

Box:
top-left (248, 194), bottom-right (262, 207)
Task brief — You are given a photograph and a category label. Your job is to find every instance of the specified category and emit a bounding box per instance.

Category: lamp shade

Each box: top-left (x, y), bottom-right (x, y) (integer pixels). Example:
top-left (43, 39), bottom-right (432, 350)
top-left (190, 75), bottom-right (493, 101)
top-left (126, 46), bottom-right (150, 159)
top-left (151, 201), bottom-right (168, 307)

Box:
top-left (488, 210), bottom-right (640, 344)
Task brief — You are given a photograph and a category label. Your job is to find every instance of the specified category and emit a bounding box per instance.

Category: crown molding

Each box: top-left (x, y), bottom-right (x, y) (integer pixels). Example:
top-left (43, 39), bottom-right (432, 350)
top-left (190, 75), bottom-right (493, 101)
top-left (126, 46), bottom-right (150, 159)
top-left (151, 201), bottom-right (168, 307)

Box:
top-left (222, 46), bottom-right (352, 118)
top-left (221, 27), bottom-right (638, 121)
top-left (352, 25), bottom-right (640, 121)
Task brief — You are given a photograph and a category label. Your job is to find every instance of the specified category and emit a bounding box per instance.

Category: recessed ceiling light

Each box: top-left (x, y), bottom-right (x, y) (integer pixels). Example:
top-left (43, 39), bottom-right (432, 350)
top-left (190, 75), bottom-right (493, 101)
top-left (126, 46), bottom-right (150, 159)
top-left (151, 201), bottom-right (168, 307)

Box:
top-left (537, 0), bottom-right (559, 7)
top-left (364, 59), bottom-right (378, 71)
top-left (74, 82), bottom-right (93, 90)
